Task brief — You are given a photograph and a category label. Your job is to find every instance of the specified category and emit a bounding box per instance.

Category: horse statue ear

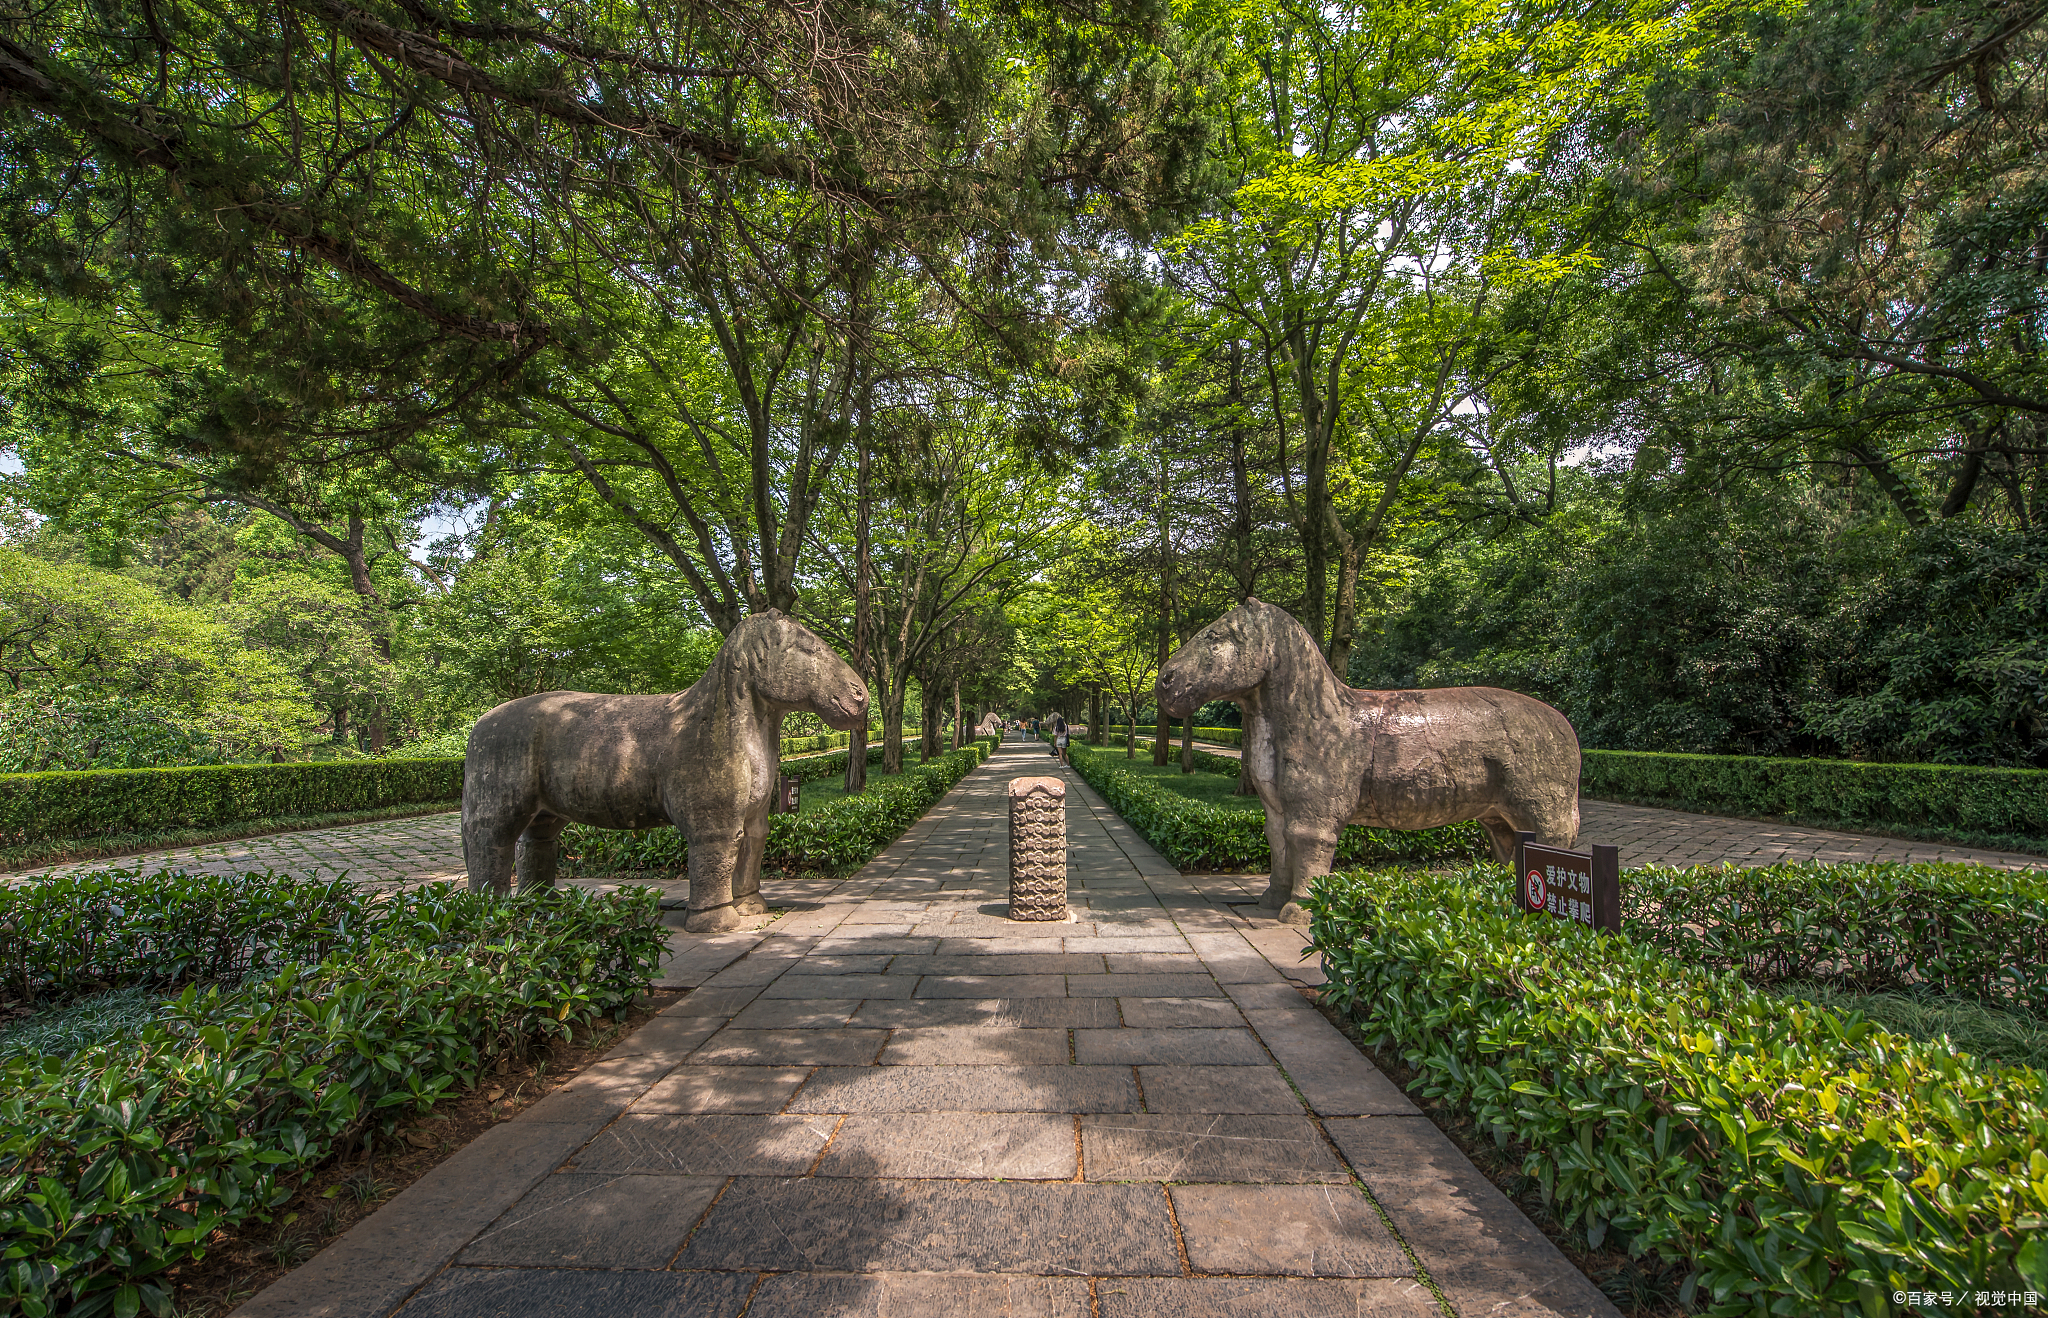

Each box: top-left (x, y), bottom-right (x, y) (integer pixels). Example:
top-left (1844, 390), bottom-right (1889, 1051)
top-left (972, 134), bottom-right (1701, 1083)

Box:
top-left (1244, 595), bottom-right (1261, 606)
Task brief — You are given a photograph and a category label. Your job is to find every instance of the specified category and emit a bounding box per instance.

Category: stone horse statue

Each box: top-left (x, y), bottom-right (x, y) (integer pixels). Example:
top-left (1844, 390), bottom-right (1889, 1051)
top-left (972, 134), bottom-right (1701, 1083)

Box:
top-left (1155, 599), bottom-right (1580, 924)
top-left (462, 610), bottom-right (869, 932)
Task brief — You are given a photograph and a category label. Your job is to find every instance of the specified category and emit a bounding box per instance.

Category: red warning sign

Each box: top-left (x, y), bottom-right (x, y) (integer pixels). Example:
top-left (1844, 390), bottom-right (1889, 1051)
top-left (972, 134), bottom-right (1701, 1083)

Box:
top-left (1524, 869), bottom-right (1548, 911)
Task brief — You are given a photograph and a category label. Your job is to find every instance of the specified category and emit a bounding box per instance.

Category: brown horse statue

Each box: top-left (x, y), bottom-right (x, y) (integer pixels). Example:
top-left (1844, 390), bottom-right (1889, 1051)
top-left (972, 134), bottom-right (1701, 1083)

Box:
top-left (1155, 599), bottom-right (1580, 924)
top-left (462, 610), bottom-right (869, 932)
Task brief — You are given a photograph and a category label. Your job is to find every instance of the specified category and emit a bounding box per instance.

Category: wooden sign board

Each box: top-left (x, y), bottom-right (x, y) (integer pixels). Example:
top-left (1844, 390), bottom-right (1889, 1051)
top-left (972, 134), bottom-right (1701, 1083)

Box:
top-left (770, 774), bottom-right (801, 815)
top-left (1513, 833), bottom-right (1620, 932)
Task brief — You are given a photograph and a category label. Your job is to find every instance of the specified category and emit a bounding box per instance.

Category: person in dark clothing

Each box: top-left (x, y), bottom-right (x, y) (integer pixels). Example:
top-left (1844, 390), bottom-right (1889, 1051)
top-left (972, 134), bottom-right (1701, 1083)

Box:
top-left (1051, 714), bottom-right (1069, 764)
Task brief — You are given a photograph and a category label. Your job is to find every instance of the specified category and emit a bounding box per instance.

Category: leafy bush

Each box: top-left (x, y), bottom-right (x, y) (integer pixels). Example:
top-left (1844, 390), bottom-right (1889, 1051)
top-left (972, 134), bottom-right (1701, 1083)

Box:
top-left (1580, 748), bottom-right (2048, 839)
top-left (0, 758), bottom-right (464, 848)
top-left (1065, 741), bottom-right (1486, 870)
top-left (0, 868), bottom-right (386, 1007)
top-left (561, 738), bottom-right (994, 877)
top-left (1621, 861), bottom-right (2048, 1017)
top-left (1308, 865), bottom-right (2048, 1316)
top-left (0, 873), bottom-right (664, 1318)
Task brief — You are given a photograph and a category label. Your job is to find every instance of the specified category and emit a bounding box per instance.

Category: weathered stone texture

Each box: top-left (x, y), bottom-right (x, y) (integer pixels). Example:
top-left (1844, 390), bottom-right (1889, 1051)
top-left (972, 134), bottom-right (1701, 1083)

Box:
top-left (1007, 777), bottom-right (1068, 921)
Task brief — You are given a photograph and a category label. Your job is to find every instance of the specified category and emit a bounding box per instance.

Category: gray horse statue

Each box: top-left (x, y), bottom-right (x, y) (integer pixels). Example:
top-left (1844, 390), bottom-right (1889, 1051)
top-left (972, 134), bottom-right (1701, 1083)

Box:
top-left (462, 610), bottom-right (869, 932)
top-left (1155, 599), bottom-right (1580, 924)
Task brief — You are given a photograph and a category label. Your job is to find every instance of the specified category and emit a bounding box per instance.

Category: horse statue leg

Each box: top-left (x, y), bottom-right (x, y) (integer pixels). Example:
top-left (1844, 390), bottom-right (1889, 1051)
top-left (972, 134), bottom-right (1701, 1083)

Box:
top-left (1259, 803), bottom-right (1342, 926)
top-left (515, 815), bottom-right (568, 894)
top-left (461, 798), bottom-right (524, 895)
top-left (680, 813), bottom-right (766, 932)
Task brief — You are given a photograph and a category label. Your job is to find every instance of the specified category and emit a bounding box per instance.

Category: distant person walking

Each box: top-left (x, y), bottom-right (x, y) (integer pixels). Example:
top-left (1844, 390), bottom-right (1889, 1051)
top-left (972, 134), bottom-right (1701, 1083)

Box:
top-left (1052, 713), bottom-right (1069, 765)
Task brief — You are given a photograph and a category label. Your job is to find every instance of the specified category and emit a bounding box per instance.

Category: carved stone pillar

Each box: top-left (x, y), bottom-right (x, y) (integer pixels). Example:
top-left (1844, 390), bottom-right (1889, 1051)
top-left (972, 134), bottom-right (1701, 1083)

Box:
top-left (1007, 777), bottom-right (1067, 921)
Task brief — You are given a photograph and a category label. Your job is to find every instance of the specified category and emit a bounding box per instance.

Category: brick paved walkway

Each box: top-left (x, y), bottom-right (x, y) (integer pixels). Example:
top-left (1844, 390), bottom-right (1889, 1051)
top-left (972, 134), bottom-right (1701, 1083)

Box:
top-left (0, 814), bottom-right (467, 890)
top-left (233, 741), bottom-right (1616, 1318)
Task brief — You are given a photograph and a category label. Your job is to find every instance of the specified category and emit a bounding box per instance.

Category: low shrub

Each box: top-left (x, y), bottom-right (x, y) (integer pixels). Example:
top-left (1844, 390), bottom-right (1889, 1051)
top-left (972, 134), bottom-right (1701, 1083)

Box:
top-left (1308, 865), bottom-right (2048, 1316)
top-left (0, 868), bottom-right (379, 1007)
top-left (0, 760), bottom-right (464, 848)
top-left (779, 730), bottom-right (850, 756)
top-left (1100, 724), bottom-right (1243, 747)
top-left (0, 873), bottom-right (664, 1318)
top-left (561, 738), bottom-right (995, 877)
top-left (1581, 749), bottom-right (2048, 840)
top-left (1622, 861), bottom-right (2048, 1017)
top-left (1065, 741), bottom-right (1486, 870)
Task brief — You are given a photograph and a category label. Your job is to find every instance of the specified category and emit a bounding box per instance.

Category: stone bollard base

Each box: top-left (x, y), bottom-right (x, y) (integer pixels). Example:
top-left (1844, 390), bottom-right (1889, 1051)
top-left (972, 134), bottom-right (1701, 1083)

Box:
top-left (1007, 776), bottom-right (1068, 921)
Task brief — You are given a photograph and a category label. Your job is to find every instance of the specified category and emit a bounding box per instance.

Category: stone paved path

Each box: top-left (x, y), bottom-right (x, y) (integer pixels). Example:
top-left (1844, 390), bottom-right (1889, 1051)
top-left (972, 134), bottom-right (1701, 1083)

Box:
top-left (0, 813), bottom-right (467, 890)
top-left (233, 741), bottom-right (1618, 1318)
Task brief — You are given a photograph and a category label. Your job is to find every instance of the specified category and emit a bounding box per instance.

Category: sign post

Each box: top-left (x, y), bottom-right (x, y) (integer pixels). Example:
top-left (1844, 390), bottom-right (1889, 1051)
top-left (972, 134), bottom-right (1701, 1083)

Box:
top-left (770, 774), bottom-right (801, 815)
top-left (1512, 831), bottom-right (1619, 932)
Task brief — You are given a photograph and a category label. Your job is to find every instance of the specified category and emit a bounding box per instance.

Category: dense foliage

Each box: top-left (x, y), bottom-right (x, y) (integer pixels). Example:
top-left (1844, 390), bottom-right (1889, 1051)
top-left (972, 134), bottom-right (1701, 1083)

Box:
top-left (0, 872), bottom-right (664, 1318)
top-left (1308, 864), bottom-right (2048, 1317)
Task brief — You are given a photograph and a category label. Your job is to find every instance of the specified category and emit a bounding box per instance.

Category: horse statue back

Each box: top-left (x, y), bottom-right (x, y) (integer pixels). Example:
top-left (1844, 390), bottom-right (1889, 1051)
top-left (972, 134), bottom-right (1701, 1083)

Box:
top-left (1156, 599), bottom-right (1579, 924)
top-left (462, 610), bottom-right (868, 932)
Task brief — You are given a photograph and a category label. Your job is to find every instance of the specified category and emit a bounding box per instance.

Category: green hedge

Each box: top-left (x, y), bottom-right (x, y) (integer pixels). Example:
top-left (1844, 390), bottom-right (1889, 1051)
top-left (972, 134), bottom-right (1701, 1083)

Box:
top-left (562, 737), bottom-right (996, 878)
top-left (1065, 741), bottom-right (1485, 871)
top-left (1622, 861), bottom-right (2048, 1018)
top-left (1308, 864), bottom-right (2048, 1316)
top-left (0, 759), bottom-right (465, 847)
top-left (1582, 749), bottom-right (2048, 839)
top-left (779, 731), bottom-right (850, 756)
top-left (0, 872), bottom-right (664, 1318)
top-left (1102, 724), bottom-right (1243, 747)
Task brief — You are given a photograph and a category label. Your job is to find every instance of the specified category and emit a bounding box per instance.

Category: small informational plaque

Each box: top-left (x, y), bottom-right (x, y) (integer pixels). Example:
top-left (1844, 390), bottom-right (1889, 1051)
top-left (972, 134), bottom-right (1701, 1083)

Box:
top-left (771, 774), bottom-right (801, 815)
top-left (1513, 835), bottom-right (1620, 932)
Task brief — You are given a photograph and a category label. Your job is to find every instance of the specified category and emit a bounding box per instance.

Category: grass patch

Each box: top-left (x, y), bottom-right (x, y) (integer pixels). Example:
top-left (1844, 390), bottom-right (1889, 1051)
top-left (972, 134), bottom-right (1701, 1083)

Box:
top-left (1776, 982), bottom-right (2048, 1072)
top-left (1085, 755), bottom-right (1248, 808)
top-left (0, 986), bottom-right (165, 1063)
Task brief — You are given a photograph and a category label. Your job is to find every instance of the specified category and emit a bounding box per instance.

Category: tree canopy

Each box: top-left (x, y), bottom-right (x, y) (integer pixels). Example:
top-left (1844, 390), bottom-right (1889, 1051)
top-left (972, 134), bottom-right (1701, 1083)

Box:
top-left (2, 0), bottom-right (2042, 771)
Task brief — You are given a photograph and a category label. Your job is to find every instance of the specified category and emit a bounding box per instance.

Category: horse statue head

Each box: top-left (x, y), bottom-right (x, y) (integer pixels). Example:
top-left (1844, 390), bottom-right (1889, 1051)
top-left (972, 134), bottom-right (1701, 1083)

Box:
top-left (726, 610), bottom-right (869, 731)
top-left (1156, 598), bottom-right (1298, 717)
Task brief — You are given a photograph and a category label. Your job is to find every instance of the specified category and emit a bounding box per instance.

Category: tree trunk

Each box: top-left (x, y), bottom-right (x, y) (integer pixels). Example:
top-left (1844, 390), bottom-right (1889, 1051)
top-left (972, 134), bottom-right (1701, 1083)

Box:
top-left (1325, 518), bottom-right (1362, 680)
top-left (879, 653), bottom-right (906, 774)
top-left (951, 679), bottom-right (962, 751)
top-left (845, 390), bottom-right (873, 795)
top-left (1180, 717), bottom-right (1194, 773)
top-left (1089, 688), bottom-right (1103, 745)
top-left (920, 687), bottom-right (942, 761)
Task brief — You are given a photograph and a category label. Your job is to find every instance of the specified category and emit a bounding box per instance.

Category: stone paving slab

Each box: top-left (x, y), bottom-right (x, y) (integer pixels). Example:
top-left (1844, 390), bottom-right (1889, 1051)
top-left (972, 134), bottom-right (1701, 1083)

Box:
top-left (233, 740), bottom-right (1625, 1318)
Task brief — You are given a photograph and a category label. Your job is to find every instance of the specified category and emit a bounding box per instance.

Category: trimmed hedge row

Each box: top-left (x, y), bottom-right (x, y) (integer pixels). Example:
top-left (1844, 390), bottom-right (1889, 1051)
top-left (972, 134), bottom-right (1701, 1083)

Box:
top-left (1582, 749), bottom-right (2048, 838)
top-left (1101, 724), bottom-right (1243, 747)
top-left (0, 759), bottom-right (465, 847)
top-left (1065, 741), bottom-right (1486, 871)
top-left (1308, 865), bottom-right (2048, 1316)
top-left (0, 873), bottom-right (665, 1318)
top-left (561, 738), bottom-right (997, 877)
top-left (1623, 861), bottom-right (2048, 1017)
